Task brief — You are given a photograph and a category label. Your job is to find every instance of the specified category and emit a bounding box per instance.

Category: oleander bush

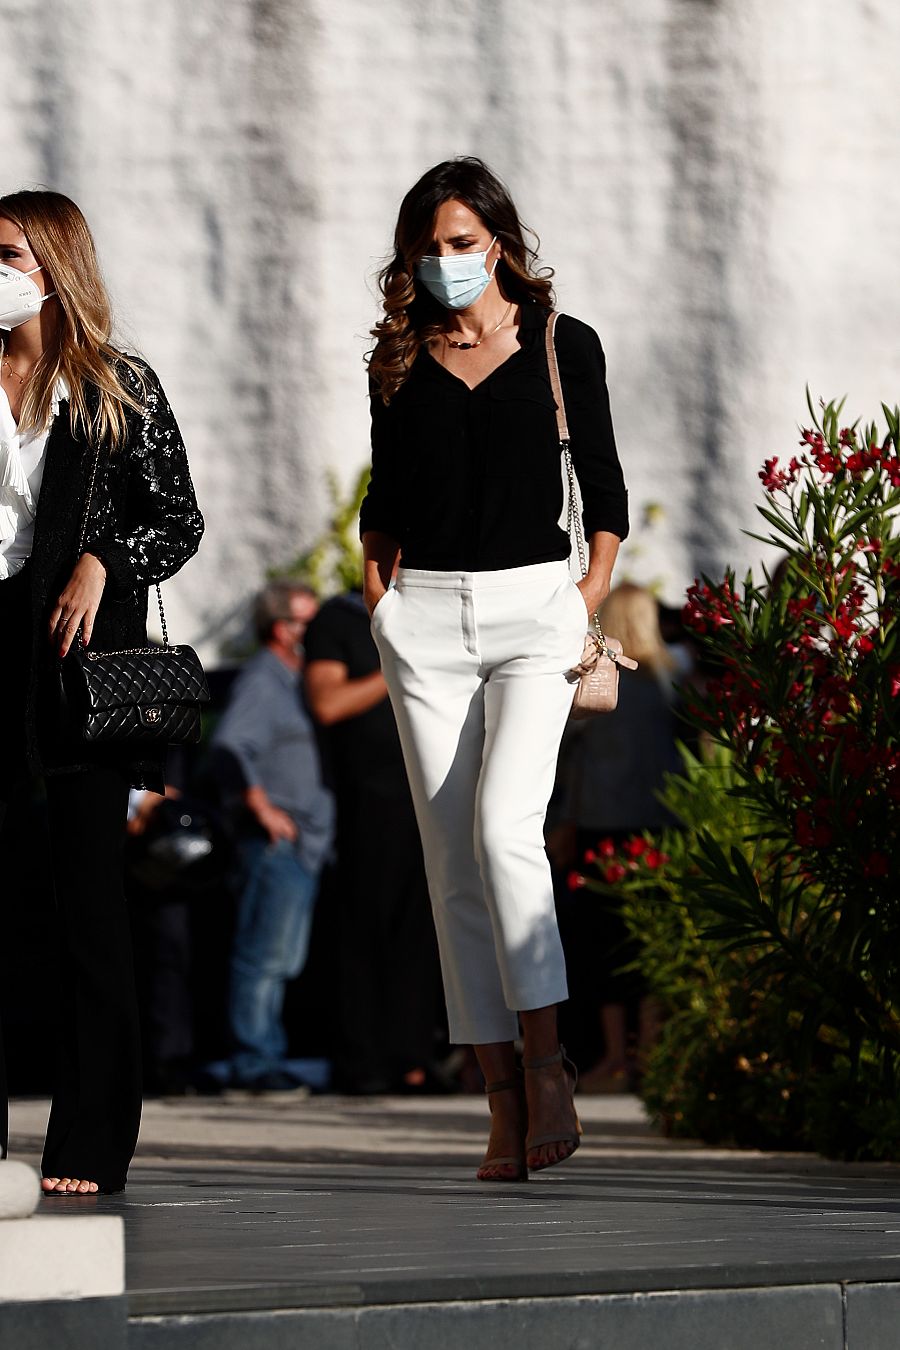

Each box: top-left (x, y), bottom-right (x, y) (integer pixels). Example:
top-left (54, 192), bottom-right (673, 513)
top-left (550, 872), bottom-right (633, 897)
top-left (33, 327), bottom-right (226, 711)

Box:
top-left (581, 396), bottom-right (900, 1159)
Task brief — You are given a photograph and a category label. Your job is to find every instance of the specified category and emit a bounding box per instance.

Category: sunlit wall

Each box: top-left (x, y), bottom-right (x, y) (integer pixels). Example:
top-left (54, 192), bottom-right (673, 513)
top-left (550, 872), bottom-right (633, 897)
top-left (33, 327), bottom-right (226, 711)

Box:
top-left (4, 0), bottom-right (898, 654)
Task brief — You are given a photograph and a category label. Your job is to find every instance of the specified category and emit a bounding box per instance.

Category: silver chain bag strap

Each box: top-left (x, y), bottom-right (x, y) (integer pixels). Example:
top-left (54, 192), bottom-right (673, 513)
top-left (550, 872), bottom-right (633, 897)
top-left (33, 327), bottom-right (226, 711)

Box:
top-left (62, 442), bottom-right (209, 745)
top-left (545, 312), bottom-right (637, 717)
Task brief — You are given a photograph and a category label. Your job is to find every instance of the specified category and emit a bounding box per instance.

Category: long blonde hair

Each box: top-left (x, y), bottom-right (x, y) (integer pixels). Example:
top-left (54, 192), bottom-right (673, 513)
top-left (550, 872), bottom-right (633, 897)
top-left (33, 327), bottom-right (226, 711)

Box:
top-left (600, 583), bottom-right (675, 675)
top-left (0, 190), bottom-right (145, 447)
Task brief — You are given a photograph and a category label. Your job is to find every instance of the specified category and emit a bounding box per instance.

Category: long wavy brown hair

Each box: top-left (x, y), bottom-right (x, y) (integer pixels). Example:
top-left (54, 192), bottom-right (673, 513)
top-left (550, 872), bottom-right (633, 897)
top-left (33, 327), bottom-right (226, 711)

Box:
top-left (0, 190), bottom-right (145, 447)
top-left (369, 157), bottom-right (554, 403)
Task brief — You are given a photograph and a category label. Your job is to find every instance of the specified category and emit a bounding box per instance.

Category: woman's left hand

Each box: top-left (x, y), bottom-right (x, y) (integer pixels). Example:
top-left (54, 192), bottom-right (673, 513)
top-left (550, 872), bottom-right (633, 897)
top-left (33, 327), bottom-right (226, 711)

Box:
top-left (577, 532), bottom-right (620, 620)
top-left (49, 553), bottom-right (107, 656)
top-left (576, 574), bottom-right (610, 620)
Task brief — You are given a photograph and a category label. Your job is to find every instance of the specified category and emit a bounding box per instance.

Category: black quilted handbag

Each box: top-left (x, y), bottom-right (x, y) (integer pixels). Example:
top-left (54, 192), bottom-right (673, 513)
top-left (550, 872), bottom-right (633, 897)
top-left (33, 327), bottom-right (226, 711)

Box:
top-left (64, 447), bottom-right (209, 747)
top-left (65, 636), bottom-right (209, 745)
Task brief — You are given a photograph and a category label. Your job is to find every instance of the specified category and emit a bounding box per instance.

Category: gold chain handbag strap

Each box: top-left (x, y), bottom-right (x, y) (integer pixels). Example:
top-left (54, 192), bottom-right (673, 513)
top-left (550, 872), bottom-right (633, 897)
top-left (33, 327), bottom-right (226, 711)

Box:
top-left (77, 443), bottom-right (169, 648)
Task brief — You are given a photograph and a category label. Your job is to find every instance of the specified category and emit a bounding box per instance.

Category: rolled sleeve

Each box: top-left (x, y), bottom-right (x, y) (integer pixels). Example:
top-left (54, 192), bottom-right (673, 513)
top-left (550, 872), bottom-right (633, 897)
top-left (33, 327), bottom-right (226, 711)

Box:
top-left (556, 316), bottom-right (629, 542)
top-left (358, 385), bottom-right (405, 542)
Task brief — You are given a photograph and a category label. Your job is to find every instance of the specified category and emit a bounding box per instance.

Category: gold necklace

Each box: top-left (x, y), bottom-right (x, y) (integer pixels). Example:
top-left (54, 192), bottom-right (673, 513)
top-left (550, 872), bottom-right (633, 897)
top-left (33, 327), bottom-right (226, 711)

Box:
top-left (445, 301), bottom-right (513, 350)
top-left (1, 355), bottom-right (29, 386)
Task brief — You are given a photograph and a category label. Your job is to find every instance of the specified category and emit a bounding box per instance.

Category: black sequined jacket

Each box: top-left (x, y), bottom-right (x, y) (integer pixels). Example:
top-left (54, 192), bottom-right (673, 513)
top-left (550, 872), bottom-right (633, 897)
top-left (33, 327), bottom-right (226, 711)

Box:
top-left (24, 357), bottom-right (204, 791)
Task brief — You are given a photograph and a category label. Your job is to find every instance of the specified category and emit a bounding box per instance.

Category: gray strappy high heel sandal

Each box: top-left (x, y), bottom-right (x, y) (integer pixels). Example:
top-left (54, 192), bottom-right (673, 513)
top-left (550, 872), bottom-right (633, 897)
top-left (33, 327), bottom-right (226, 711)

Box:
top-left (524, 1047), bottom-right (582, 1172)
top-left (476, 1075), bottom-right (528, 1183)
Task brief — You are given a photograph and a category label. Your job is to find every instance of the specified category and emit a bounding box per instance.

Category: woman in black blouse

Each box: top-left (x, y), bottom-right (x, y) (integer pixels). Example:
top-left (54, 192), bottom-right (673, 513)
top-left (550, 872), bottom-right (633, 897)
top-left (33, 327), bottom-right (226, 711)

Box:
top-left (361, 157), bottom-right (628, 1181)
top-left (0, 190), bottom-right (203, 1194)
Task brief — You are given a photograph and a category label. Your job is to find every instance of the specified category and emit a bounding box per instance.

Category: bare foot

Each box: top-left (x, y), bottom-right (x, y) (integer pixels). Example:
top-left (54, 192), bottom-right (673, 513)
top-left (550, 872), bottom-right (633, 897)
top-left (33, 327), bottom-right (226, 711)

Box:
top-left (42, 1176), bottom-right (99, 1195)
top-left (477, 1088), bottom-right (527, 1182)
top-left (524, 1058), bottom-right (580, 1172)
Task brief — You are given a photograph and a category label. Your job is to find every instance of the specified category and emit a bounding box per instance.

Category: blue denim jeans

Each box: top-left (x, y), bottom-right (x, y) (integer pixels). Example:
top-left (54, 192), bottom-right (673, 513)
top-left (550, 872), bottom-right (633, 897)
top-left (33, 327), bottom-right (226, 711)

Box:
top-left (228, 836), bottom-right (319, 1083)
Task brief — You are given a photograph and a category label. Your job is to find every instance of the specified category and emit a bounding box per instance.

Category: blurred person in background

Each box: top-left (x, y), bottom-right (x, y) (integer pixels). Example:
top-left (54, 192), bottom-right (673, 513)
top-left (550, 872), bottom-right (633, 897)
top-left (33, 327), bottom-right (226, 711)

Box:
top-left (0, 189), bottom-right (203, 1194)
top-left (125, 763), bottom-right (232, 1097)
top-left (209, 581), bottom-right (334, 1091)
top-left (548, 583), bottom-right (680, 1091)
top-left (304, 589), bottom-right (444, 1095)
top-left (360, 157), bottom-right (628, 1179)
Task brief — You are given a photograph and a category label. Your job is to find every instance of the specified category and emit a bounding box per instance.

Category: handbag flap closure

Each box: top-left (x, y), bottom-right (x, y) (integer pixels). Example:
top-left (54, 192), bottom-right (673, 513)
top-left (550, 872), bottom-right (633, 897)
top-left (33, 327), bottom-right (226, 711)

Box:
top-left (74, 645), bottom-right (210, 711)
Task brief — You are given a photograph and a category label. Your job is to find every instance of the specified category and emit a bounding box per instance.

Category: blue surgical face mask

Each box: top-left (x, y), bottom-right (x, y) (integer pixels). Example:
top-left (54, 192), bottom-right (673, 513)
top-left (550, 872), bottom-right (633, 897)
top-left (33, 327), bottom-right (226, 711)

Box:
top-left (415, 237), bottom-right (498, 310)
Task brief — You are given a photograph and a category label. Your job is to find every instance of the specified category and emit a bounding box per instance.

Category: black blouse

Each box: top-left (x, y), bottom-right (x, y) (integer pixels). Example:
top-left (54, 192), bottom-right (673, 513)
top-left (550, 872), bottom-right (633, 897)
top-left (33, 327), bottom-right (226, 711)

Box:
top-left (359, 303), bottom-right (628, 571)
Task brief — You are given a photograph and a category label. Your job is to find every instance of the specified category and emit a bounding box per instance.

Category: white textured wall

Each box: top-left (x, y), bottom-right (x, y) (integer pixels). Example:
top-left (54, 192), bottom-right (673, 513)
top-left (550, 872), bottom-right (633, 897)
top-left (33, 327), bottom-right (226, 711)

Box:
top-left (3, 0), bottom-right (899, 654)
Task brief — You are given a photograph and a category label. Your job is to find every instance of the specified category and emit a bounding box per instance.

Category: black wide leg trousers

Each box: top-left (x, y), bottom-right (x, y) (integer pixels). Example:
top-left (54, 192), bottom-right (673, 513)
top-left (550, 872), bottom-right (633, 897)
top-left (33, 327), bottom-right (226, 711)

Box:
top-left (0, 569), bottom-right (142, 1192)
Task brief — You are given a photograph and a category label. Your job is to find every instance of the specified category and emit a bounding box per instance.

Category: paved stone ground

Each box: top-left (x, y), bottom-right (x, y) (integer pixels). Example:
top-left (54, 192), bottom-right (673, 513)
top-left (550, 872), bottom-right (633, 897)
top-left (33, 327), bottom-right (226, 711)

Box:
top-left (10, 1091), bottom-right (900, 1319)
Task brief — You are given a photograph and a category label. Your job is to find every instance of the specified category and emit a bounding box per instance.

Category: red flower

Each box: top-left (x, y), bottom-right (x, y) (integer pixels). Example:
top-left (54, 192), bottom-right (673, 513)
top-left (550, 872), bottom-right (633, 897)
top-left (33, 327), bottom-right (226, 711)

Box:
top-left (760, 457), bottom-right (791, 492)
top-left (645, 849), bottom-right (669, 869)
top-left (567, 871), bottom-right (586, 891)
top-left (843, 745), bottom-right (873, 778)
top-left (845, 452), bottom-right (879, 477)
top-left (775, 747), bottom-right (802, 779)
top-left (795, 810), bottom-right (833, 848)
top-left (597, 838), bottom-right (617, 859)
top-left (863, 853), bottom-right (889, 879)
top-left (603, 863), bottom-right (628, 884)
top-left (622, 836), bottom-right (648, 859)
top-left (799, 427), bottom-right (843, 475)
top-left (787, 596), bottom-right (817, 620)
top-left (683, 580), bottom-right (735, 633)
top-left (806, 440), bottom-right (841, 474)
top-left (832, 609), bottom-right (857, 640)
top-left (583, 849), bottom-right (597, 863)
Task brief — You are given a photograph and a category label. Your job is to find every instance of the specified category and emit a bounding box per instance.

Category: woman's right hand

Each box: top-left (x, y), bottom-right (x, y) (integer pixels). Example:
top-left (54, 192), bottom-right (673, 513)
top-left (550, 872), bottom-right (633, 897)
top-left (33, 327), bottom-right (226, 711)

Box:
top-left (49, 552), bottom-right (108, 656)
top-left (362, 532), bottom-right (400, 617)
top-left (364, 585), bottom-right (388, 619)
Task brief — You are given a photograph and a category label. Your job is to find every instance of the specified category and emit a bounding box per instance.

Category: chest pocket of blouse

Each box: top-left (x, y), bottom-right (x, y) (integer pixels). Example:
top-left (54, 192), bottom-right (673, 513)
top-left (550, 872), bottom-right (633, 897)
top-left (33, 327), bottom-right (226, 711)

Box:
top-left (485, 373), bottom-right (560, 478)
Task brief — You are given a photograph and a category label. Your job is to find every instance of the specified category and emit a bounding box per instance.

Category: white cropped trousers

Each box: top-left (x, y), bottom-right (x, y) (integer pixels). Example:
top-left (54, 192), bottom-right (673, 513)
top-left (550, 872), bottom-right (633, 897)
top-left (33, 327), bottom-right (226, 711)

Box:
top-left (371, 560), bottom-right (588, 1045)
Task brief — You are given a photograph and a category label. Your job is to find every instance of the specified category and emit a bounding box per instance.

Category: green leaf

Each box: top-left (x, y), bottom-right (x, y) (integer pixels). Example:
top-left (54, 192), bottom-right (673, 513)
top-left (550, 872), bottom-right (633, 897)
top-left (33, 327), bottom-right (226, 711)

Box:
top-left (756, 504), bottom-right (803, 543)
top-left (797, 489), bottom-right (811, 532)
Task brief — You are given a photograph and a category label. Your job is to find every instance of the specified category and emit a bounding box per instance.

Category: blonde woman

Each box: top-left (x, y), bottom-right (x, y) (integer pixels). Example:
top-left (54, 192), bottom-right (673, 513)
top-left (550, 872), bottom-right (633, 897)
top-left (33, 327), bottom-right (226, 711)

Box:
top-left (0, 190), bottom-right (203, 1194)
top-left (361, 158), bottom-right (628, 1180)
top-left (550, 583), bottom-right (679, 1090)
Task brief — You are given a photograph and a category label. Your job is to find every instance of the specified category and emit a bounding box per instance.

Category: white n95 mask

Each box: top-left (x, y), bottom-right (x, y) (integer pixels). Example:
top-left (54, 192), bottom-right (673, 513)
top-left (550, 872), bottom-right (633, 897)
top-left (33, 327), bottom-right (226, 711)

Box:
top-left (0, 262), bottom-right (56, 331)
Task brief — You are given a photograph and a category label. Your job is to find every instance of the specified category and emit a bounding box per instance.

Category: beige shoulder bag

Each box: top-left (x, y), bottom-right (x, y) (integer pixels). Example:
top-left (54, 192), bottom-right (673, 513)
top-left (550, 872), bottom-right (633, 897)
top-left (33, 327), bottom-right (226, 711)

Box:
top-left (545, 311), bottom-right (638, 717)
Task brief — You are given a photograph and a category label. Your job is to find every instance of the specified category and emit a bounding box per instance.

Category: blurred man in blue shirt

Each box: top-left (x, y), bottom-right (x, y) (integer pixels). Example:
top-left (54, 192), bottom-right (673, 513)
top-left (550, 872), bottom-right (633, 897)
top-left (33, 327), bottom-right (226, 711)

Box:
top-left (212, 582), bottom-right (334, 1090)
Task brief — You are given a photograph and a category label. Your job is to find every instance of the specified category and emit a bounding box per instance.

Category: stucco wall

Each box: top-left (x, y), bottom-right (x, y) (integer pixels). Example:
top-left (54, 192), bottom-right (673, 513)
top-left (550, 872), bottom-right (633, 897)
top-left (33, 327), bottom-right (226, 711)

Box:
top-left (3, 0), bottom-right (898, 654)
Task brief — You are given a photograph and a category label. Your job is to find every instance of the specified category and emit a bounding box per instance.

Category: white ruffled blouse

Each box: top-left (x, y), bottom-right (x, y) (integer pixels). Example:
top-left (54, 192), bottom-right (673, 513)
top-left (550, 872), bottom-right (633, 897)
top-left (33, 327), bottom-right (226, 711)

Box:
top-left (0, 377), bottom-right (69, 580)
